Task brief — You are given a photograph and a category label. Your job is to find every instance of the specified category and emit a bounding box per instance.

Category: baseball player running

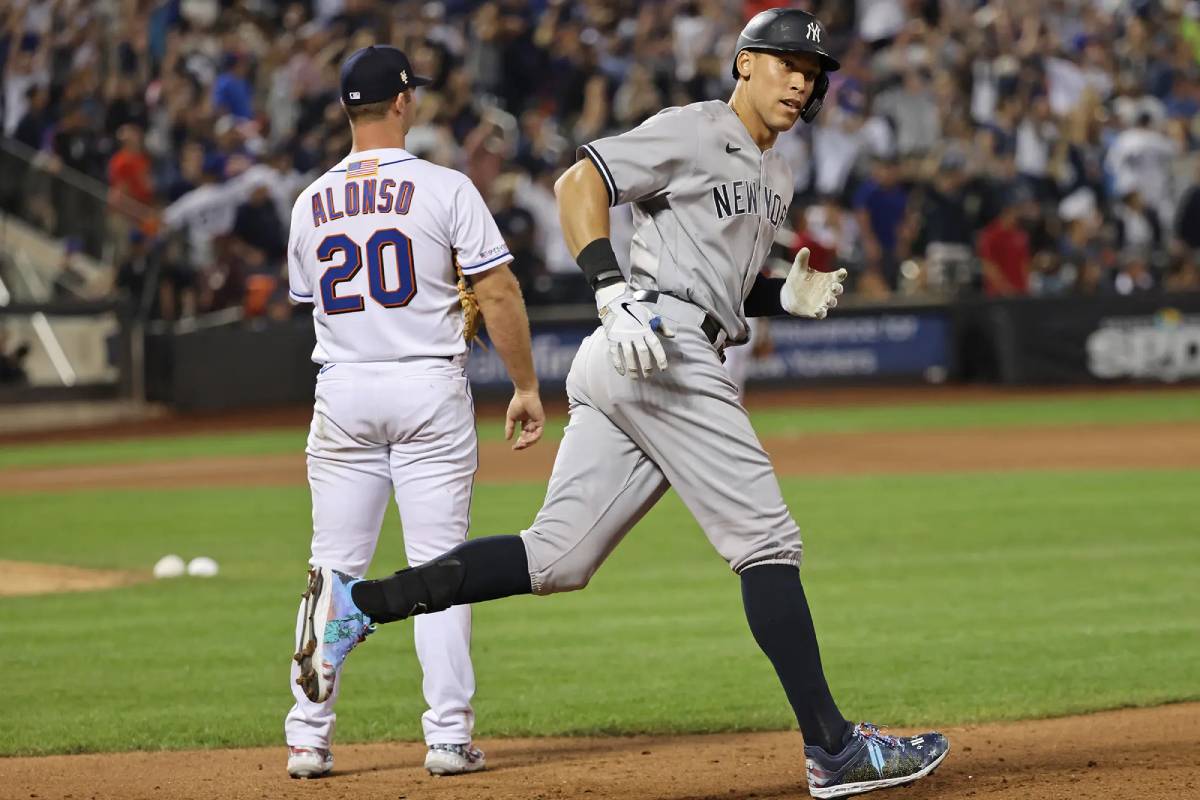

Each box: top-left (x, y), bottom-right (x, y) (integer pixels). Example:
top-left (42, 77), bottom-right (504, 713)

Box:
top-left (285, 46), bottom-right (544, 780)
top-left (293, 12), bottom-right (948, 798)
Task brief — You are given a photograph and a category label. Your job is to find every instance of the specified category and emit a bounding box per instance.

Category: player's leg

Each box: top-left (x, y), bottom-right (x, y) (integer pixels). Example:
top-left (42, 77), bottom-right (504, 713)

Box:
top-left (345, 331), bottom-right (669, 620)
top-left (284, 369), bottom-right (393, 769)
top-left (386, 372), bottom-right (480, 765)
top-left (586, 320), bottom-right (948, 795)
top-left (350, 396), bottom-right (670, 620)
top-left (601, 323), bottom-right (850, 754)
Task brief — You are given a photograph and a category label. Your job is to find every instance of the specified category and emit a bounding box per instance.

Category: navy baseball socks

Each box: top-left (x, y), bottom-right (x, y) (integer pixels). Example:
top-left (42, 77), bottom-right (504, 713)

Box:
top-left (350, 535), bottom-right (532, 622)
top-left (742, 564), bottom-right (950, 797)
top-left (740, 564), bottom-right (851, 755)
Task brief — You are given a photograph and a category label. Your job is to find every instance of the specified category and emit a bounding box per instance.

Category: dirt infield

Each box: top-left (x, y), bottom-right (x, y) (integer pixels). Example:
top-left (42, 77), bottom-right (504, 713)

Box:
top-left (4, 420), bottom-right (1199, 494)
top-left (4, 384), bottom-right (1197, 445)
top-left (1, 703), bottom-right (1195, 800)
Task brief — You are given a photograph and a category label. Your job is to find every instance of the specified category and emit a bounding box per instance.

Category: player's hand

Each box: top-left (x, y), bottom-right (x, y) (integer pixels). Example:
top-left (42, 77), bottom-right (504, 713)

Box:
top-left (597, 290), bottom-right (674, 378)
top-left (780, 248), bottom-right (847, 319)
top-left (505, 389), bottom-right (545, 450)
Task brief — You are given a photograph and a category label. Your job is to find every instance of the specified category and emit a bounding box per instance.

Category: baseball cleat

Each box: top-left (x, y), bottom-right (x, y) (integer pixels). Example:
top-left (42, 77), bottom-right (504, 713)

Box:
top-left (287, 745), bottom-right (333, 778)
top-left (424, 742), bottom-right (487, 775)
top-left (804, 723), bottom-right (949, 798)
top-left (293, 566), bottom-right (374, 703)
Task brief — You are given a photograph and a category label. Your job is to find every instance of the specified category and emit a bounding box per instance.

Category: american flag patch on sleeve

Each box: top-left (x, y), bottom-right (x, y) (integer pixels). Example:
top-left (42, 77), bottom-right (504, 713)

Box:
top-left (346, 159), bottom-right (379, 178)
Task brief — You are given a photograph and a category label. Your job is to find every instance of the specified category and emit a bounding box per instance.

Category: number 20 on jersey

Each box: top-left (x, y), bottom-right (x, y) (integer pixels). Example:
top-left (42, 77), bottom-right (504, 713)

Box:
top-left (318, 227), bottom-right (417, 314)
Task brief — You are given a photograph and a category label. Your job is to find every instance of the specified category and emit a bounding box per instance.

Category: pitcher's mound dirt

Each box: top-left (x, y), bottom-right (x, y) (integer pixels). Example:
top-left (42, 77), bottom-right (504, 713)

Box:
top-left (1, 703), bottom-right (1195, 800)
top-left (0, 560), bottom-right (145, 596)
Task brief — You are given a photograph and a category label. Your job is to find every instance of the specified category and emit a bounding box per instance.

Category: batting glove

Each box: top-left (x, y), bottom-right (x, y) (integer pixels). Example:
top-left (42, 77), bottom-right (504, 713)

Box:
top-left (780, 247), bottom-right (847, 319)
top-left (596, 283), bottom-right (674, 378)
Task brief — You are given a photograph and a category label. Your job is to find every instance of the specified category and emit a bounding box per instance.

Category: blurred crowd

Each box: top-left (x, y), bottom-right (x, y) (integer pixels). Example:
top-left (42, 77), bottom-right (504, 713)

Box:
top-left (2, 0), bottom-right (1200, 322)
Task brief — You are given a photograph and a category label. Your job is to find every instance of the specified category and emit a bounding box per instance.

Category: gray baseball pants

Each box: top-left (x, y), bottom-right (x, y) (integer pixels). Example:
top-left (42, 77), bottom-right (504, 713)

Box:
top-left (520, 299), bottom-right (802, 594)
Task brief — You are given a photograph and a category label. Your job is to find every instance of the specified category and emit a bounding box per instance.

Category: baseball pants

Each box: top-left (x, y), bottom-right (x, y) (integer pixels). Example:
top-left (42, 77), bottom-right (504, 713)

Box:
top-left (285, 358), bottom-right (478, 748)
top-left (521, 310), bottom-right (802, 595)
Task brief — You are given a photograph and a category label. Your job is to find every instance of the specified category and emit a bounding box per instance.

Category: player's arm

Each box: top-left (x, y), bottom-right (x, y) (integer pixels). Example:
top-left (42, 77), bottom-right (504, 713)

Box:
top-left (451, 178), bottom-right (544, 448)
top-left (468, 264), bottom-right (543, 449)
top-left (554, 159), bottom-right (614, 267)
top-left (556, 111), bottom-right (695, 377)
top-left (554, 159), bottom-right (673, 377)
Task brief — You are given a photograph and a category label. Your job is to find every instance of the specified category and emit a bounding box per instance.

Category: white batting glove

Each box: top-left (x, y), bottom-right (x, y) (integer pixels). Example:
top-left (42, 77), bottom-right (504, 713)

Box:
top-left (780, 247), bottom-right (847, 319)
top-left (596, 283), bottom-right (675, 378)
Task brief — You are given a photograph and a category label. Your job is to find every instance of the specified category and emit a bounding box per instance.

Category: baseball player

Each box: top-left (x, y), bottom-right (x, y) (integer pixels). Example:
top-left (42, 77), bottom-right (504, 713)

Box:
top-left (293, 12), bottom-right (948, 798)
top-left (285, 45), bottom-right (544, 780)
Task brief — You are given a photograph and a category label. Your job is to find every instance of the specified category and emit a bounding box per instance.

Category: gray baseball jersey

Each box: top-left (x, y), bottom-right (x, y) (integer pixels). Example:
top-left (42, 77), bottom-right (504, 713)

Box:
top-left (579, 100), bottom-right (793, 342)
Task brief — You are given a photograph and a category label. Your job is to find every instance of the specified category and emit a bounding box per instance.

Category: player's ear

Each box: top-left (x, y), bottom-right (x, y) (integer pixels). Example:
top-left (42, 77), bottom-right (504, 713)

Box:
top-left (392, 91), bottom-right (411, 118)
top-left (737, 51), bottom-right (753, 81)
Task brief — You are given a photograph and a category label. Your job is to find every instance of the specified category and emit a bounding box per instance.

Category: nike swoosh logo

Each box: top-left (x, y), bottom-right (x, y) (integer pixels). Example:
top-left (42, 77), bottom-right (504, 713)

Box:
top-left (726, 144), bottom-right (740, 153)
top-left (619, 301), bottom-right (641, 323)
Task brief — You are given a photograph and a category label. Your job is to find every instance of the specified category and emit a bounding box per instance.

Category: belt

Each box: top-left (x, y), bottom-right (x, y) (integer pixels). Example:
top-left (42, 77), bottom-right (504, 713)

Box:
top-left (631, 290), bottom-right (726, 347)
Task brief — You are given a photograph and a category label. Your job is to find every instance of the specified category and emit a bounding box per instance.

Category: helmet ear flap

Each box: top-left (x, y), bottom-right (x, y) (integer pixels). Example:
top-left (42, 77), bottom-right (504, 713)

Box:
top-left (800, 71), bottom-right (829, 123)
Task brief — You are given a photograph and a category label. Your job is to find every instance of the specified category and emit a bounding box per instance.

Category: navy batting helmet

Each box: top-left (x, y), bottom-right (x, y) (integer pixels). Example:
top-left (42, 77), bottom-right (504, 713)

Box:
top-left (732, 9), bottom-right (840, 124)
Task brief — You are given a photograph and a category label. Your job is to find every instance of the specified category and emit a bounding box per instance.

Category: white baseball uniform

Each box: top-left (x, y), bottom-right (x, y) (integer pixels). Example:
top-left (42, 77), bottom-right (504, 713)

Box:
top-left (283, 147), bottom-right (512, 749)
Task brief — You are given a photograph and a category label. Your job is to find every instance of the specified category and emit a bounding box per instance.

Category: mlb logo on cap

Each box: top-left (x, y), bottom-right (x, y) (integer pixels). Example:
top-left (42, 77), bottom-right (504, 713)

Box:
top-left (340, 45), bottom-right (431, 106)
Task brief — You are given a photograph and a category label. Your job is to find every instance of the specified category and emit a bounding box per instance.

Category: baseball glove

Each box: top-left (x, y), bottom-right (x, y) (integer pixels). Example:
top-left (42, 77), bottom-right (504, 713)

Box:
top-left (456, 261), bottom-right (484, 345)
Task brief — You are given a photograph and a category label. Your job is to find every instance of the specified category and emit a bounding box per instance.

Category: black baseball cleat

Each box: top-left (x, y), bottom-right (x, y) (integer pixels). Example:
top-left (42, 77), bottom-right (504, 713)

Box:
top-left (804, 722), bottom-right (949, 798)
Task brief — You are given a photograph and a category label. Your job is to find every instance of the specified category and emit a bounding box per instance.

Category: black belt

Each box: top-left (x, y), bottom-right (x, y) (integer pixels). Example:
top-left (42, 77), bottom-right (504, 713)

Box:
top-left (631, 290), bottom-right (724, 345)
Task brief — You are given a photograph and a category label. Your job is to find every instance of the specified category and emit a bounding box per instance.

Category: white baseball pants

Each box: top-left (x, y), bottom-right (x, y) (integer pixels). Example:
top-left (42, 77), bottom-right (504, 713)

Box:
top-left (284, 357), bottom-right (478, 749)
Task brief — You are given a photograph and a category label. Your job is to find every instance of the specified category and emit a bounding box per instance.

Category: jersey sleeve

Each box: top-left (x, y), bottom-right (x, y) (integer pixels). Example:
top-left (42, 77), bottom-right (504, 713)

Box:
top-left (579, 107), bottom-right (697, 207)
top-left (286, 199), bottom-right (314, 304)
top-left (451, 179), bottom-right (513, 275)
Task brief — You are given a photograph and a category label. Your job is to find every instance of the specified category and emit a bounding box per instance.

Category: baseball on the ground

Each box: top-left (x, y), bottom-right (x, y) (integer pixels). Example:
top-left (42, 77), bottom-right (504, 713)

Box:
top-left (187, 556), bottom-right (220, 577)
top-left (152, 554), bottom-right (186, 579)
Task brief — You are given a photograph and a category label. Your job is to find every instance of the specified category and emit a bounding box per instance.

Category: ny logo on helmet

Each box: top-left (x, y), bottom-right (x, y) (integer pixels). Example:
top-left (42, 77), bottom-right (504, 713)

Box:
top-left (807, 22), bottom-right (821, 42)
top-left (401, 69), bottom-right (409, 84)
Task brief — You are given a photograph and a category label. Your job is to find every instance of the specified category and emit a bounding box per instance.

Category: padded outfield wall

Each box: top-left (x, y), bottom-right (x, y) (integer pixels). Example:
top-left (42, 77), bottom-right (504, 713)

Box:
top-left (137, 293), bottom-right (1200, 412)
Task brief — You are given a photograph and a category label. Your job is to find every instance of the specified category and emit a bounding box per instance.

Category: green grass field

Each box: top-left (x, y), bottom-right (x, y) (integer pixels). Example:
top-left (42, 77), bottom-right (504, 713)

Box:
top-left (2, 391), bottom-right (1199, 756)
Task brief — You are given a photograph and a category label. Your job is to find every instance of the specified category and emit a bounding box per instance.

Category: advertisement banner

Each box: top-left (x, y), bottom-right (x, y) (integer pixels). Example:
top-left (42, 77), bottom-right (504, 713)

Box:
top-left (465, 309), bottom-right (954, 391)
top-left (745, 312), bottom-right (953, 384)
top-left (988, 294), bottom-right (1200, 384)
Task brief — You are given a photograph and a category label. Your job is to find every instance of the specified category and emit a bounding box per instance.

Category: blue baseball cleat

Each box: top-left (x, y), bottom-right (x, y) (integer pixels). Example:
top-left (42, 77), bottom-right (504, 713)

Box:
top-left (293, 567), bottom-right (374, 703)
top-left (804, 722), bottom-right (949, 798)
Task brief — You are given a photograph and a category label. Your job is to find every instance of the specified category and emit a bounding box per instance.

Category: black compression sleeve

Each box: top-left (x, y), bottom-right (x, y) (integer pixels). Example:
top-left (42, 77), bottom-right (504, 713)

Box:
top-left (575, 238), bottom-right (625, 291)
top-left (743, 275), bottom-right (786, 316)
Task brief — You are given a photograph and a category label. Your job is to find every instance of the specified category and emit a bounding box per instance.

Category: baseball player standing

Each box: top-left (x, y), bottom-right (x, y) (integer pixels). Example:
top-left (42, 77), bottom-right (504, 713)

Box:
top-left (293, 12), bottom-right (948, 798)
top-left (284, 46), bottom-right (544, 780)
